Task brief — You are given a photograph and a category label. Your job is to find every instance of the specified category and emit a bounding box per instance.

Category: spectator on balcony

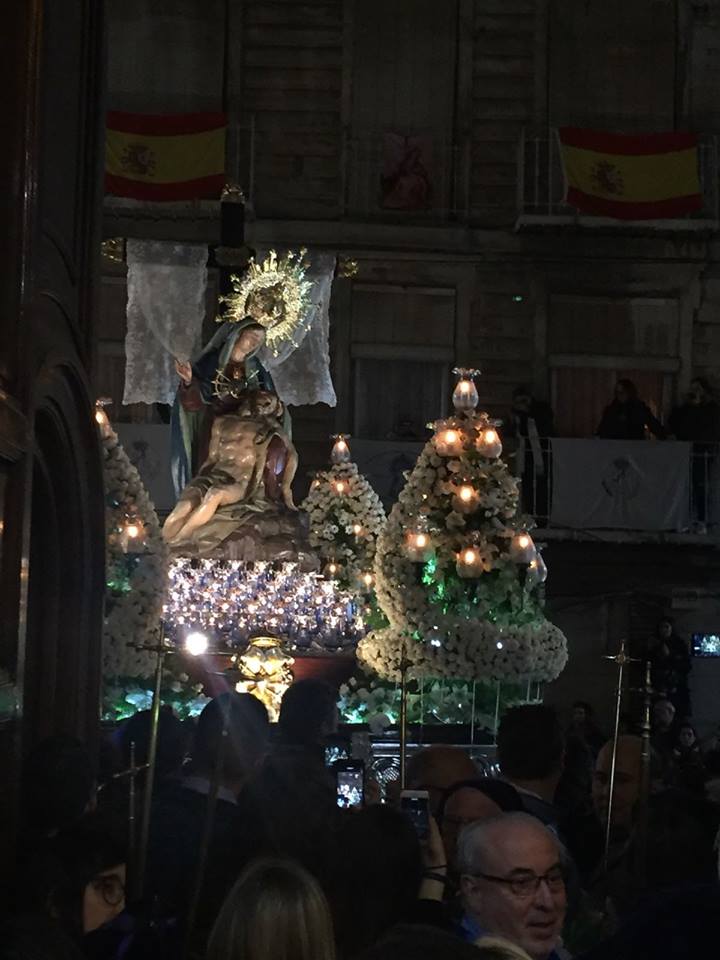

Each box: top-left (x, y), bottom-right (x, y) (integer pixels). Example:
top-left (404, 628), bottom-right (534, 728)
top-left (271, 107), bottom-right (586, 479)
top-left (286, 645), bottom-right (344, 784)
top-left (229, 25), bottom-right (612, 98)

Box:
top-left (668, 377), bottom-right (720, 442)
top-left (668, 378), bottom-right (720, 527)
top-left (596, 379), bottom-right (665, 441)
top-left (507, 386), bottom-right (555, 519)
top-left (645, 618), bottom-right (692, 720)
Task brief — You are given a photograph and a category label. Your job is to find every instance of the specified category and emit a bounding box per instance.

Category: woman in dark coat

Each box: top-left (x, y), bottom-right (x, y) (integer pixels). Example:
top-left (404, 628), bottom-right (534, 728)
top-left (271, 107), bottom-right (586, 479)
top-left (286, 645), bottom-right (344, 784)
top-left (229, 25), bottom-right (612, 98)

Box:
top-left (597, 379), bottom-right (665, 440)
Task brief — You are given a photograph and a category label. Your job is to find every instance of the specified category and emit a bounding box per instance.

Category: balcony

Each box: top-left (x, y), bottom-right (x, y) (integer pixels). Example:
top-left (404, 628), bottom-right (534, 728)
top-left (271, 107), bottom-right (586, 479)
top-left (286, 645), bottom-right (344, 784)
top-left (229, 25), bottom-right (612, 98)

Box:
top-left (516, 131), bottom-right (720, 231)
top-left (518, 438), bottom-right (720, 544)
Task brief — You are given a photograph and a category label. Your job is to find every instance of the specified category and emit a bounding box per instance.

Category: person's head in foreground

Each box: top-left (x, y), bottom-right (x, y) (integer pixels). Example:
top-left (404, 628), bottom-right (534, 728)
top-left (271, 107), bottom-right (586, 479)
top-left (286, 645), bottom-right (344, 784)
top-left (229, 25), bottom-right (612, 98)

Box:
top-left (591, 735), bottom-right (642, 832)
top-left (278, 679), bottom-right (339, 751)
top-left (25, 818), bottom-right (126, 938)
top-left (192, 692), bottom-right (269, 792)
top-left (404, 745), bottom-right (478, 816)
top-left (438, 778), bottom-right (524, 871)
top-left (458, 813), bottom-right (566, 960)
top-left (652, 697), bottom-right (676, 733)
top-left (207, 858), bottom-right (335, 960)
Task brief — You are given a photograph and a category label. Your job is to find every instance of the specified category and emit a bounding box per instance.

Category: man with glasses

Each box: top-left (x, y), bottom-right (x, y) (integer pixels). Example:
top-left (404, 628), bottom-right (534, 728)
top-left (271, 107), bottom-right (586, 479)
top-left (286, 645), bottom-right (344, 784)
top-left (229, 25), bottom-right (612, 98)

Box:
top-left (458, 812), bottom-right (567, 960)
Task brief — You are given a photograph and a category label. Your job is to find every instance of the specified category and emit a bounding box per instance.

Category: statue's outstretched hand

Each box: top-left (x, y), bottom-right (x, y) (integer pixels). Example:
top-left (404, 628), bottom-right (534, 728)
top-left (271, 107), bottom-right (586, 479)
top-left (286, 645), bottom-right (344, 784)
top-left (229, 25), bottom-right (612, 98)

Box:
top-left (175, 359), bottom-right (193, 385)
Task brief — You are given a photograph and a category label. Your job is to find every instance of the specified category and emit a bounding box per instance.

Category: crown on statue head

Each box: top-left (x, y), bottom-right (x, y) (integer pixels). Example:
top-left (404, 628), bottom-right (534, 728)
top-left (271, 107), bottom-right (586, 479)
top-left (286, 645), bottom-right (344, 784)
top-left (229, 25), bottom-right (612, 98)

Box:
top-left (223, 248), bottom-right (313, 354)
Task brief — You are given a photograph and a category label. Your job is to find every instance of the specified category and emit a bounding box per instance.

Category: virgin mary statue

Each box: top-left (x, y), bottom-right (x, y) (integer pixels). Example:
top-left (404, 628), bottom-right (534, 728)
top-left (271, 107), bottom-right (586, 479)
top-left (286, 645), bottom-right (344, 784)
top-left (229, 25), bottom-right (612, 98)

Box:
top-left (164, 250), bottom-right (314, 561)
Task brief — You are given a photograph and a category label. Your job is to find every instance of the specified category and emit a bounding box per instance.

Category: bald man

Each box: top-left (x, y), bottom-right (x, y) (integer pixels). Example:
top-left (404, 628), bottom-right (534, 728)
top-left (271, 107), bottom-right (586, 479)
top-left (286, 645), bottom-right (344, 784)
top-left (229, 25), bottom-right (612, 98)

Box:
top-left (402, 746), bottom-right (478, 816)
top-left (458, 812), bottom-right (567, 960)
top-left (592, 735), bottom-right (643, 833)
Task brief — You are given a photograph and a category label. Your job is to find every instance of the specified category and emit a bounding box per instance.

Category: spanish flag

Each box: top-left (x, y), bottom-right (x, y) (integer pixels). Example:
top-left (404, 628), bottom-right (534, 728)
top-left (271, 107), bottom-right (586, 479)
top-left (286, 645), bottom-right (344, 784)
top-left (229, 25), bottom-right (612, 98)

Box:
top-left (106, 112), bottom-right (227, 201)
top-left (558, 127), bottom-right (702, 219)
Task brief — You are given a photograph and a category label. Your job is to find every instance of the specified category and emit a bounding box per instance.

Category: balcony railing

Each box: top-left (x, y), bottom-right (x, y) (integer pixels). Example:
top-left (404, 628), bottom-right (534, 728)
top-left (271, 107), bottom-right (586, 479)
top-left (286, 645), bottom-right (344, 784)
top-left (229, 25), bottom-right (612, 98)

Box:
top-left (519, 438), bottom-right (719, 540)
top-left (516, 130), bottom-right (720, 227)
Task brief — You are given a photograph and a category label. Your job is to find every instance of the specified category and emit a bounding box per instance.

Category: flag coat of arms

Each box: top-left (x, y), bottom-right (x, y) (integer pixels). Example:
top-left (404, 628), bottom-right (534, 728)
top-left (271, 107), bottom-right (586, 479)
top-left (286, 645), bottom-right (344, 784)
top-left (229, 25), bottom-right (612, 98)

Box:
top-left (558, 127), bottom-right (702, 219)
top-left (106, 112), bottom-right (227, 201)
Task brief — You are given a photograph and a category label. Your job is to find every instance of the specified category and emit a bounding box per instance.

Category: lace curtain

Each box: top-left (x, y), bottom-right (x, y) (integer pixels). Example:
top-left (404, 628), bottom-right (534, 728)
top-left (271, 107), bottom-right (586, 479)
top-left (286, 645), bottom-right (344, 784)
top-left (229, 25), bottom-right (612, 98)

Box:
top-left (123, 241), bottom-right (208, 406)
top-left (257, 248), bottom-right (337, 408)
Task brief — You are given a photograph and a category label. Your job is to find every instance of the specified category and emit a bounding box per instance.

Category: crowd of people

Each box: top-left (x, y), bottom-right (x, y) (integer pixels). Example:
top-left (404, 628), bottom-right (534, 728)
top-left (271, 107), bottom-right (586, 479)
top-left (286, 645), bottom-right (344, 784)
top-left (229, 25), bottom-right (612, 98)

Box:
top-left (5, 675), bottom-right (720, 960)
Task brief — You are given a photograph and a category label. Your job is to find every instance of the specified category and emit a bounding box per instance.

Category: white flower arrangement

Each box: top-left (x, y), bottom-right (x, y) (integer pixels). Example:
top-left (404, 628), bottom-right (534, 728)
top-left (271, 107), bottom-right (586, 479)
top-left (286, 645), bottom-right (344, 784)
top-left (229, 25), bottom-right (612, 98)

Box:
top-left (357, 426), bottom-right (568, 684)
top-left (101, 423), bottom-right (168, 681)
top-left (301, 461), bottom-right (386, 589)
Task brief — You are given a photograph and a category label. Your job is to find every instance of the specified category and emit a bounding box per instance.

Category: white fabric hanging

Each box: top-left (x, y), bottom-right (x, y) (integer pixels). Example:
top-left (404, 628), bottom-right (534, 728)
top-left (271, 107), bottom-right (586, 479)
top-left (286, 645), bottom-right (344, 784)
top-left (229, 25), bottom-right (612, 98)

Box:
top-left (123, 240), bottom-right (208, 406)
top-left (256, 248), bottom-right (337, 408)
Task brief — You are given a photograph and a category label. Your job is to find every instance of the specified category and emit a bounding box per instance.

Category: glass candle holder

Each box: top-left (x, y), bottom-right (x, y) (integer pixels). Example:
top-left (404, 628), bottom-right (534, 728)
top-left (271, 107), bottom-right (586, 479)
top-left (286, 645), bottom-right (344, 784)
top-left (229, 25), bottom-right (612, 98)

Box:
top-left (476, 426), bottom-right (503, 459)
top-left (452, 368), bottom-right (480, 412)
top-left (528, 552), bottom-right (548, 585)
top-left (456, 546), bottom-right (485, 578)
top-left (331, 434), bottom-right (351, 464)
top-left (433, 426), bottom-right (465, 457)
top-left (452, 483), bottom-right (480, 515)
top-left (404, 529), bottom-right (433, 563)
top-left (509, 532), bottom-right (537, 564)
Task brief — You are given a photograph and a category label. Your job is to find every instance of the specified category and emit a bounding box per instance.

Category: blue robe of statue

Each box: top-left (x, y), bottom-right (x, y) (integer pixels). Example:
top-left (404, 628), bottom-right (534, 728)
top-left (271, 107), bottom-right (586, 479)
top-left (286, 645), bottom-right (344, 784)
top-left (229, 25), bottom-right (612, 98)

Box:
top-left (170, 320), bottom-right (275, 499)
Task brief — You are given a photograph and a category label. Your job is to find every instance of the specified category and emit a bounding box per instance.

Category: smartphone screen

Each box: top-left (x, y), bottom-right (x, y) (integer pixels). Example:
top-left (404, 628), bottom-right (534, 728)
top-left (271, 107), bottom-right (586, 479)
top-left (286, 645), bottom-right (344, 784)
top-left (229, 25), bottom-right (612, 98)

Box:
top-left (334, 761), bottom-right (364, 809)
top-left (400, 790), bottom-right (430, 842)
top-left (325, 740), bottom-right (350, 767)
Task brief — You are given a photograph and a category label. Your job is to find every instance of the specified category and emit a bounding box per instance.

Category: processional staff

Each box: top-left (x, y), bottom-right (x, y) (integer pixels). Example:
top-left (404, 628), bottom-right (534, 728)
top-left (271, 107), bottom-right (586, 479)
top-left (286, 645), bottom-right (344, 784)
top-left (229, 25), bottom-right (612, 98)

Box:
top-left (602, 639), bottom-right (641, 869)
top-left (130, 620), bottom-right (172, 902)
top-left (104, 740), bottom-right (150, 892)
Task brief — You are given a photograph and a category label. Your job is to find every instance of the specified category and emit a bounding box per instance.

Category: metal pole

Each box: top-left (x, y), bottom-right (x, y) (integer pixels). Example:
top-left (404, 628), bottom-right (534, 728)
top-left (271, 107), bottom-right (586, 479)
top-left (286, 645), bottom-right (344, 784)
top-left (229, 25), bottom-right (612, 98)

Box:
top-left (603, 639), bottom-right (637, 869)
top-left (183, 702), bottom-right (229, 959)
top-left (135, 624), bottom-right (166, 900)
top-left (470, 681), bottom-right (476, 747)
top-left (128, 741), bottom-right (137, 888)
top-left (399, 664), bottom-right (408, 790)
top-left (636, 660), bottom-right (653, 889)
top-left (493, 680), bottom-right (501, 743)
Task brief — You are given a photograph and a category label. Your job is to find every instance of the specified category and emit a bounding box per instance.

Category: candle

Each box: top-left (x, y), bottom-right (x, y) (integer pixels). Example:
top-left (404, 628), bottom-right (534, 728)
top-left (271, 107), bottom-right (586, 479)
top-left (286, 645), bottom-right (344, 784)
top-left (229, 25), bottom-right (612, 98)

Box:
top-left (476, 427), bottom-right (503, 459)
top-left (334, 480), bottom-right (347, 495)
top-left (456, 546), bottom-right (485, 578)
top-left (404, 529), bottom-right (433, 562)
top-left (451, 367), bottom-right (480, 412)
top-left (331, 434), bottom-right (351, 464)
top-left (434, 427), bottom-right (465, 457)
top-left (509, 532), bottom-right (537, 564)
top-left (352, 523), bottom-right (363, 536)
top-left (452, 483), bottom-right (480, 515)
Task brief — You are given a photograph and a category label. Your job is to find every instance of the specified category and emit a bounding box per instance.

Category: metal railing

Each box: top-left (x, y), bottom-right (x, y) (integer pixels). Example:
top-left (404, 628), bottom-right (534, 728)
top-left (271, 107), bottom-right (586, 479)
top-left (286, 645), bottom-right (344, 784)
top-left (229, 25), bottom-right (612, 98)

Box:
top-left (519, 439), bottom-right (719, 536)
top-left (517, 130), bottom-right (720, 224)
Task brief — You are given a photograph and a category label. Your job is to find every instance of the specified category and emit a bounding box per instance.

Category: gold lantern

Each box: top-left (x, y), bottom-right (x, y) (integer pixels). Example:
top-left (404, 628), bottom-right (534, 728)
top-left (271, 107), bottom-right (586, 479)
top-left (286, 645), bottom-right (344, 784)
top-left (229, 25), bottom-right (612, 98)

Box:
top-left (235, 634), bottom-right (295, 722)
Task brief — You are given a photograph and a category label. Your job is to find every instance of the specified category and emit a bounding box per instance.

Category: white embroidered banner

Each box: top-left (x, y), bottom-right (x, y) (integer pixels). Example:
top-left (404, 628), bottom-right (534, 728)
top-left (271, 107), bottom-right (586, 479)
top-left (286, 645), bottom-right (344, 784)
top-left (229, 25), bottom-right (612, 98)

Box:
top-left (551, 439), bottom-right (691, 531)
top-left (123, 240), bottom-right (207, 406)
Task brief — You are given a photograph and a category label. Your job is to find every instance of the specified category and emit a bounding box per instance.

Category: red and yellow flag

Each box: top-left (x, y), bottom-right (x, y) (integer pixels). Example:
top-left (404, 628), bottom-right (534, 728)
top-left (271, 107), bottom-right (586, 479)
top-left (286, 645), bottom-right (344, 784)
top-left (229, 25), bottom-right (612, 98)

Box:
top-left (558, 127), bottom-right (702, 219)
top-left (106, 112), bottom-right (227, 201)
